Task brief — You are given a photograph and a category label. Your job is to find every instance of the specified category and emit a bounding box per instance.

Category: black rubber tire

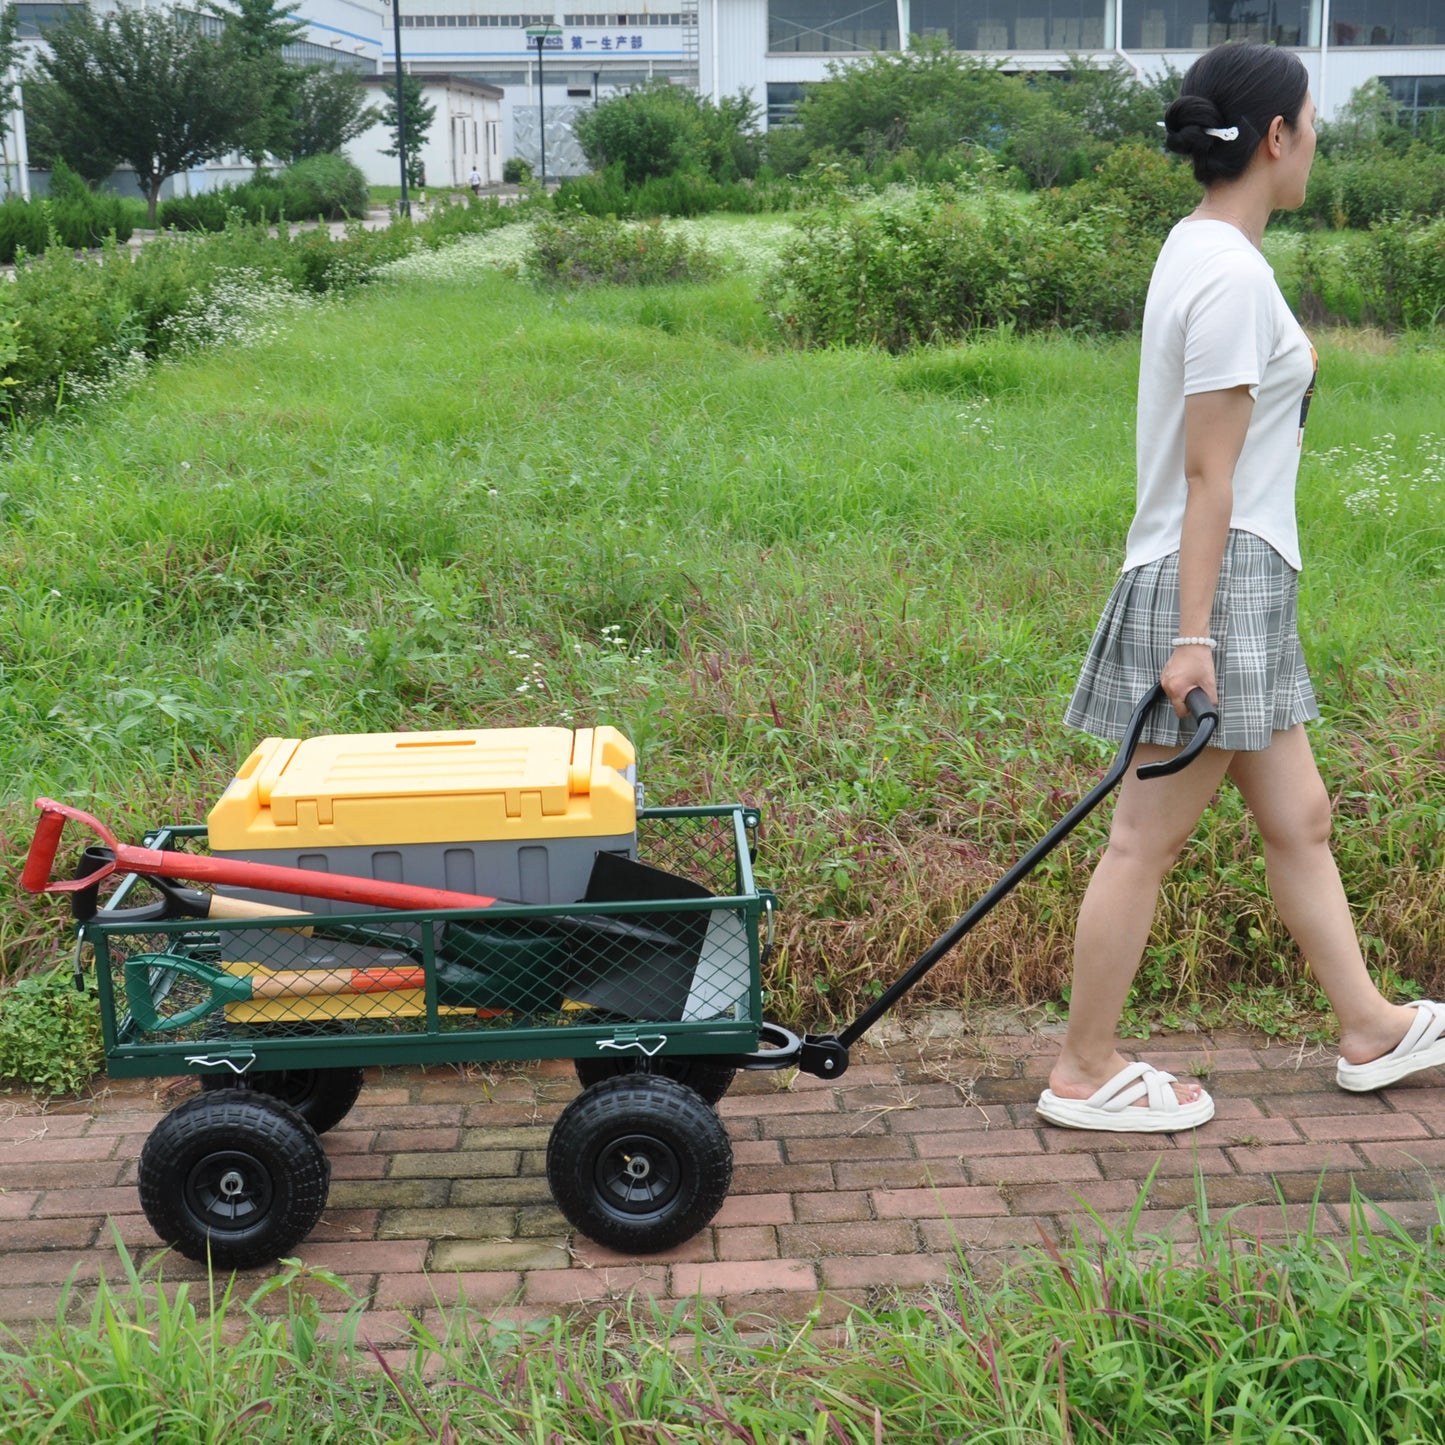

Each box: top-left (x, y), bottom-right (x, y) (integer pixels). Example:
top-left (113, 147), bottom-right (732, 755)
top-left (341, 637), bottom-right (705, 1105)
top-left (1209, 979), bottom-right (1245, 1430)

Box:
top-left (547, 1075), bottom-right (732, 1254)
top-left (199, 1065), bottom-right (366, 1135)
top-left (138, 1090), bottom-right (331, 1270)
top-left (573, 1054), bottom-right (738, 1106)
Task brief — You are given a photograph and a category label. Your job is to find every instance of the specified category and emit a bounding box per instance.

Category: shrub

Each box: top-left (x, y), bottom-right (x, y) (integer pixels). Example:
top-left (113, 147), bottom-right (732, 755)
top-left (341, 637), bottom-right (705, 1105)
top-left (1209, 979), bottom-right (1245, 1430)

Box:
top-left (1040, 141), bottom-right (1200, 242)
top-left (0, 197), bottom-right (50, 264)
top-left (766, 190), bottom-right (1153, 350)
top-left (47, 195), bottom-right (135, 250)
top-left (0, 162), bottom-right (136, 262)
top-left (502, 156), bottom-right (533, 184)
top-left (3, 213), bottom-right (432, 415)
top-left (1294, 146), bottom-right (1445, 230)
top-left (1359, 216), bottom-right (1445, 328)
top-left (0, 970), bottom-right (103, 1095)
top-left (783, 44), bottom-right (1170, 182)
top-left (556, 164), bottom-right (801, 218)
top-left (416, 192), bottom-right (514, 243)
top-left (7, 242), bottom-right (145, 404)
top-left (526, 213), bottom-right (720, 286)
top-left (159, 159), bottom-right (365, 233)
top-left (1294, 217), bottom-right (1445, 329)
top-left (572, 80), bottom-right (762, 187)
top-left (160, 181), bottom-right (288, 233)
top-left (279, 153), bottom-right (370, 221)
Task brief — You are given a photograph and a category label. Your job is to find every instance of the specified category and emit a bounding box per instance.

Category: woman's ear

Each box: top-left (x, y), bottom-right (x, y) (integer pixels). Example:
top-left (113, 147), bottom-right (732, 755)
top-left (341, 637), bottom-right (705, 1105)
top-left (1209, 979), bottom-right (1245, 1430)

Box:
top-left (1265, 114), bottom-right (1286, 158)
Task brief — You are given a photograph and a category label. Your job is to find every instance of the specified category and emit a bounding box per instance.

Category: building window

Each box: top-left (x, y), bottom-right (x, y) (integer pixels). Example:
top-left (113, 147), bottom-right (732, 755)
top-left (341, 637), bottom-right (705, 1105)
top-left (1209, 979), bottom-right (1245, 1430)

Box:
top-left (563, 12), bottom-right (685, 23)
top-left (768, 0), bottom-right (900, 52)
top-left (767, 81), bottom-right (807, 124)
top-left (1328, 0), bottom-right (1442, 43)
top-left (1383, 73), bottom-right (1445, 134)
top-left (1118, 0), bottom-right (1312, 49)
top-left (282, 40), bottom-right (374, 69)
top-left (909, 0), bottom-right (1106, 50)
top-left (13, 2), bottom-right (81, 36)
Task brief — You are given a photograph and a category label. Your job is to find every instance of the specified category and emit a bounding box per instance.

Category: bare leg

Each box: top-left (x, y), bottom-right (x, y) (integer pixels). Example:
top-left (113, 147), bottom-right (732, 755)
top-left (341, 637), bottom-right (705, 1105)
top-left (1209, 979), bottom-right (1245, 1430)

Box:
top-left (1227, 726), bottom-right (1415, 1063)
top-left (1048, 740), bottom-right (1234, 1104)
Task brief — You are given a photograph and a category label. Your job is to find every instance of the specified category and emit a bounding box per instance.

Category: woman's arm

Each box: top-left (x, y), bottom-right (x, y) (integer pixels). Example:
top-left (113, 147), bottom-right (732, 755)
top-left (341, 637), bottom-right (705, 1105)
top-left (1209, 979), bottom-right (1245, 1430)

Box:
top-left (1164, 385), bottom-right (1254, 715)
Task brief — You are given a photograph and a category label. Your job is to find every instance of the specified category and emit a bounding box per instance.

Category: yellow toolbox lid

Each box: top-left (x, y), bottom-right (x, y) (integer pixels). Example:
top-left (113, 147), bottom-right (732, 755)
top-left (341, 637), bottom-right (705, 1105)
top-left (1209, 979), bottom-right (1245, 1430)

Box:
top-left (207, 726), bottom-right (637, 851)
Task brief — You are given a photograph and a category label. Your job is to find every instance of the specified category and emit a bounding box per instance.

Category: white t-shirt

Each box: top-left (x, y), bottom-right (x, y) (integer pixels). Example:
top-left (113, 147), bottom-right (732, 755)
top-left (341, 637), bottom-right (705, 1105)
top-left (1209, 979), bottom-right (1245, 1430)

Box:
top-left (1124, 219), bottom-right (1318, 573)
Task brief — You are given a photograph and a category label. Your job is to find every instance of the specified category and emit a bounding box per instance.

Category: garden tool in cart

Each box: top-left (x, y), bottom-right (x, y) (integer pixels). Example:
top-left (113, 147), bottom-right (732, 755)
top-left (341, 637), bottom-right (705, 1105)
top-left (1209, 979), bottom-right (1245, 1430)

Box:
top-left (23, 799), bottom-right (502, 912)
top-left (38, 802), bottom-right (717, 1024)
top-left (120, 950), bottom-right (534, 1034)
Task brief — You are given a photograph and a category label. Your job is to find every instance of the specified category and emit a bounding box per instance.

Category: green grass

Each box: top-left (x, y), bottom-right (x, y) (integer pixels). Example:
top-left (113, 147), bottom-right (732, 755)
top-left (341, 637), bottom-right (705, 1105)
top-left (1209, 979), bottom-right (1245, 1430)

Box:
top-left (1, 235), bottom-right (1442, 1040)
top-left (5, 1188), bottom-right (1445, 1442)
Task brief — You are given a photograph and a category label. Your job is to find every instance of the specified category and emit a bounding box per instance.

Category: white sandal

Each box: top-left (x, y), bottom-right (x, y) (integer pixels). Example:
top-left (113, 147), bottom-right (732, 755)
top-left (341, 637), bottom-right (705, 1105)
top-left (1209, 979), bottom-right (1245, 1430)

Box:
top-left (1337, 1000), bottom-right (1445, 1093)
top-left (1036, 1060), bottom-right (1216, 1133)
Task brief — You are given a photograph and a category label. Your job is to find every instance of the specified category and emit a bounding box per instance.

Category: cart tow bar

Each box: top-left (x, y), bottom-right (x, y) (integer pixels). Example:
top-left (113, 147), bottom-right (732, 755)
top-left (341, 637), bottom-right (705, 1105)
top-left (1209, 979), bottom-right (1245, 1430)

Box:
top-left (729, 1023), bottom-right (850, 1079)
top-left (739, 686), bottom-right (1217, 1084)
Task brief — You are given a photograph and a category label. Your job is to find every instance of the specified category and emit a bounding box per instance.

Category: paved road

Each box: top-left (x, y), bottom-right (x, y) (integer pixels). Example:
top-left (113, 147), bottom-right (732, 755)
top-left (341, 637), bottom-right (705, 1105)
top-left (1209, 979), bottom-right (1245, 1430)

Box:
top-left (2, 1030), bottom-right (1442, 1349)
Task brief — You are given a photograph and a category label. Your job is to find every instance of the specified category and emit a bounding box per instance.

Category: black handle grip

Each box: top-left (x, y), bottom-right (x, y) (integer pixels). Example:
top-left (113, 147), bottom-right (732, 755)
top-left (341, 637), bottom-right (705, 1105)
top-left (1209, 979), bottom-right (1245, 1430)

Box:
top-left (71, 856), bottom-right (214, 927)
top-left (1136, 687), bottom-right (1218, 779)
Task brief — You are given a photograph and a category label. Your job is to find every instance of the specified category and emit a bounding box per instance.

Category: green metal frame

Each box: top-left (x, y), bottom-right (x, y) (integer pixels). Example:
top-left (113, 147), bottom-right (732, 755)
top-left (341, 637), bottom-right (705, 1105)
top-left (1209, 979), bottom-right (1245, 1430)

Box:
top-left (84, 806), bottom-right (770, 1081)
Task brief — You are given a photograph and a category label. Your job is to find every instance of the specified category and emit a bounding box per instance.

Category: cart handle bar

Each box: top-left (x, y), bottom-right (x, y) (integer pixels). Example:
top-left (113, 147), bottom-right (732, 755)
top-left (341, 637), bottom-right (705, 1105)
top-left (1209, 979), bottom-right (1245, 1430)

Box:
top-left (21, 798), bottom-right (499, 913)
top-left (834, 685), bottom-right (1216, 1052)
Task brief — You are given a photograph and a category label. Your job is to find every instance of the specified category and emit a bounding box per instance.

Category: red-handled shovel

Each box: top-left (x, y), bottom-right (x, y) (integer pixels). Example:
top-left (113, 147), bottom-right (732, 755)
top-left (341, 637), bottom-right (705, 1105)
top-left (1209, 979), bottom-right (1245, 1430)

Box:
top-left (22, 798), bottom-right (499, 912)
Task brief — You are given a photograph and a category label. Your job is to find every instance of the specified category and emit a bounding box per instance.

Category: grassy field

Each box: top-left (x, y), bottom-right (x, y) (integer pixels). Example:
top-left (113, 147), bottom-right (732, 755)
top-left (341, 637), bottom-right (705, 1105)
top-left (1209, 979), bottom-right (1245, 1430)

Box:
top-left (2, 227), bottom-right (1443, 1039)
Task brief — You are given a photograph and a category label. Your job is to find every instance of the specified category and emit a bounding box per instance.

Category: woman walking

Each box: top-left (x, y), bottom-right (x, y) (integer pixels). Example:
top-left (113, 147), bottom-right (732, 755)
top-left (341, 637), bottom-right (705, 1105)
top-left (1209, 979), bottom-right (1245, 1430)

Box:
top-left (1037, 42), bottom-right (1445, 1132)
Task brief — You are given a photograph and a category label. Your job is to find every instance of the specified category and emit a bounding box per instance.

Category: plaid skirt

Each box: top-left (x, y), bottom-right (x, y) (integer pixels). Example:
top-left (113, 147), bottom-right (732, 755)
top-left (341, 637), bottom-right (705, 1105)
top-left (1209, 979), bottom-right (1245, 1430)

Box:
top-left (1064, 530), bottom-right (1319, 752)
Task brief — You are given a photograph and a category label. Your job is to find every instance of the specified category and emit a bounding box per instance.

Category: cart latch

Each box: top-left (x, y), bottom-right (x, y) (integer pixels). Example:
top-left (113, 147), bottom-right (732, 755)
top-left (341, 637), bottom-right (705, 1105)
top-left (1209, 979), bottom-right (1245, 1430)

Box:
top-left (184, 1052), bottom-right (257, 1076)
top-left (598, 1031), bottom-right (668, 1058)
top-left (72, 932), bottom-right (94, 993)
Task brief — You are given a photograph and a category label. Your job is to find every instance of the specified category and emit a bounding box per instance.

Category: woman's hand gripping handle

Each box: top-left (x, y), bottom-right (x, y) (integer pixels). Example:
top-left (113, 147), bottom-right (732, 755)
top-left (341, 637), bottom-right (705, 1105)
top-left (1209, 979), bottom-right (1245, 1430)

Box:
top-left (1137, 688), bottom-right (1219, 779)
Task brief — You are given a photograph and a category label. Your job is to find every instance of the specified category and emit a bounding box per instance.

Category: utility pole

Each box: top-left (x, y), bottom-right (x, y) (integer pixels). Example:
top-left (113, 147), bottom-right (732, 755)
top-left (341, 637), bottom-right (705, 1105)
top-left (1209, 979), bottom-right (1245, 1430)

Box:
top-left (387, 0), bottom-right (409, 216)
top-left (525, 25), bottom-right (562, 185)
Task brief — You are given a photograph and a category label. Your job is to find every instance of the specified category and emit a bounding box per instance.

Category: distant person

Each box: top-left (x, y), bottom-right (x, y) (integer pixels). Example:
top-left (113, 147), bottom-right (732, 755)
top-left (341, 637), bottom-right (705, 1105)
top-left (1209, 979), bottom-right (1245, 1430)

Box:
top-left (1037, 41), bottom-right (1445, 1133)
top-left (468, 165), bottom-right (483, 197)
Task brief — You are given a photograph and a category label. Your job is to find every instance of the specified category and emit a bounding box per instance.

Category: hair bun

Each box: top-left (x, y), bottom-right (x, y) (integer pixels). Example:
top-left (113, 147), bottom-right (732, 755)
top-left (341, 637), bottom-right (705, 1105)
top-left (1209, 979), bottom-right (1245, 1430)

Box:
top-left (1163, 94), bottom-right (1227, 154)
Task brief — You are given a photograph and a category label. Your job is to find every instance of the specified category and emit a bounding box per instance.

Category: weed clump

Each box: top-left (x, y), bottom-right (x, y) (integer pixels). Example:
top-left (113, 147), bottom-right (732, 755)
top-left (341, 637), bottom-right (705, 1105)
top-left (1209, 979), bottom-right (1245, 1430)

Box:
top-left (526, 213), bottom-right (721, 287)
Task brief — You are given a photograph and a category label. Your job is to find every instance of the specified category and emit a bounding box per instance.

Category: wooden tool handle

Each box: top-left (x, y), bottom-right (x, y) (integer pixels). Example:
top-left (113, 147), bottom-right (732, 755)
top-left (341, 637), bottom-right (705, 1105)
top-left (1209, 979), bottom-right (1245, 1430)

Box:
top-left (205, 894), bottom-right (315, 935)
top-left (249, 967), bottom-right (427, 998)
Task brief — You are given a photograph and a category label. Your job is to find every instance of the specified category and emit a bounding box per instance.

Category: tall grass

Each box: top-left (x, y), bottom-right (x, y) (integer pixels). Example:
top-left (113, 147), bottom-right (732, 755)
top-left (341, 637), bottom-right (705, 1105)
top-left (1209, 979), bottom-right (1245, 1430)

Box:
top-left (1, 251), bottom-right (1441, 1038)
top-left (5, 1190), bottom-right (1445, 1442)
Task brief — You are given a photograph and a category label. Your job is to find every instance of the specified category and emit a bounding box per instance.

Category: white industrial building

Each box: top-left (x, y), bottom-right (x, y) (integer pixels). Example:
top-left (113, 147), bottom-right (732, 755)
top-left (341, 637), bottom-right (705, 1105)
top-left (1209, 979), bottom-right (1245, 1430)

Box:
top-left (380, 0), bottom-right (1444, 175)
top-left (351, 73), bottom-right (504, 189)
top-left (3, 0), bottom-right (1442, 192)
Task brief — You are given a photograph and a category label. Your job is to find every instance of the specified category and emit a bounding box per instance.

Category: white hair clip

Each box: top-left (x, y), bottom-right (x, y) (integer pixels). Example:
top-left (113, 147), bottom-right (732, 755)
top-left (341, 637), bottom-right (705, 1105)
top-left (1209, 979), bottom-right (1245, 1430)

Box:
top-left (1155, 121), bottom-right (1240, 141)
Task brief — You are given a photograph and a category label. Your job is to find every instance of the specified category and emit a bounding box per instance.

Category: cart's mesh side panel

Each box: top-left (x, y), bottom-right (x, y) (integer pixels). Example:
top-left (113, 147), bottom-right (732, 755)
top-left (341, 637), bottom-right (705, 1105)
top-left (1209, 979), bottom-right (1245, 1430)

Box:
top-left (636, 813), bottom-right (747, 896)
top-left (96, 813), bottom-right (757, 1051)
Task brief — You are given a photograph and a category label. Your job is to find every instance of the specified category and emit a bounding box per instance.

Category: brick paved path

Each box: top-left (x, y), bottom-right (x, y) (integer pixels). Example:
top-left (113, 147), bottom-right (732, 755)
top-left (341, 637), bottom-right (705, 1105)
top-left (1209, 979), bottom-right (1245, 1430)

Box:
top-left (3, 1029), bottom-right (1444, 1343)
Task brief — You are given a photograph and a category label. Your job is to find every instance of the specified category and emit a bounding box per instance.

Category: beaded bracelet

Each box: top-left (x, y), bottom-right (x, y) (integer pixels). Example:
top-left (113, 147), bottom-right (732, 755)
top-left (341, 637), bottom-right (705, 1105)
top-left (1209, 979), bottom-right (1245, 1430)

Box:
top-left (1171, 636), bottom-right (1217, 649)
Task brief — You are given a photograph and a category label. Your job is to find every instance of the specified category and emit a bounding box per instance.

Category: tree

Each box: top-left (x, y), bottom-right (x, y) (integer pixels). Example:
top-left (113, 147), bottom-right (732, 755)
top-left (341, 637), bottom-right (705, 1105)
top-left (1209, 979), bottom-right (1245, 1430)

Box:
top-left (572, 80), bottom-right (762, 186)
top-left (289, 66), bottom-right (381, 162)
top-left (1003, 97), bottom-right (1098, 190)
top-left (1045, 57), bottom-right (1166, 145)
top-left (1317, 78), bottom-right (1407, 156)
top-left (380, 73), bottom-right (434, 190)
top-left (32, 6), bottom-right (261, 222)
top-left (207, 0), bottom-right (308, 165)
top-left (790, 39), bottom-right (1032, 169)
top-left (21, 76), bottom-right (123, 186)
top-left (0, 2), bottom-right (20, 160)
